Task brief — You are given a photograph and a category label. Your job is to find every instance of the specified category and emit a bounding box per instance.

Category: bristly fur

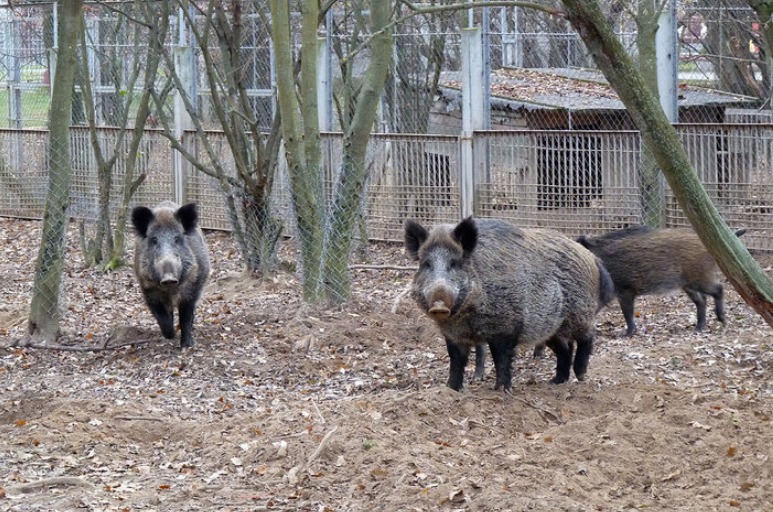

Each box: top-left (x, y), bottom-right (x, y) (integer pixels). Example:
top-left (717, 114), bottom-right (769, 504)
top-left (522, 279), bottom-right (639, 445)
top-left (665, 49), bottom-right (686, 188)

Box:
top-left (405, 216), bottom-right (610, 392)
top-left (132, 201), bottom-right (210, 348)
top-left (576, 226), bottom-right (747, 336)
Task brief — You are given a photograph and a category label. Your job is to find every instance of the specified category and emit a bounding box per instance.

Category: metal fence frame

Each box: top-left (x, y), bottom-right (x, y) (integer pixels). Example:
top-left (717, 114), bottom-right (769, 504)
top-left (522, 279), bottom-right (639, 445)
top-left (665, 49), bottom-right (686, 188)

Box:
top-left (2, 124), bottom-right (773, 252)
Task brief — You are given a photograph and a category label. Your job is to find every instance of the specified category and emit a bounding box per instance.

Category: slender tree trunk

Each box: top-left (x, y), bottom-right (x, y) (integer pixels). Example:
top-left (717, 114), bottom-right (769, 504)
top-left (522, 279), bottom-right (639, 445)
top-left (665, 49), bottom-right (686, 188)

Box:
top-left (746, 0), bottom-right (773, 107)
top-left (322, 0), bottom-right (393, 303)
top-left (562, 0), bottom-right (773, 329)
top-left (28, 0), bottom-right (84, 340)
top-left (111, 2), bottom-right (170, 271)
top-left (271, 0), bottom-right (325, 301)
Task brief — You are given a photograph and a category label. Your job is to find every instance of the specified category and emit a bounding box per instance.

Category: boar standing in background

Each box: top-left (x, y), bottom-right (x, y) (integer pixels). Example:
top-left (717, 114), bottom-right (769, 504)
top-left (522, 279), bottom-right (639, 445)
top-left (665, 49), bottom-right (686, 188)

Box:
top-left (576, 225), bottom-right (746, 336)
top-left (404, 217), bottom-right (614, 392)
top-left (132, 201), bottom-right (210, 348)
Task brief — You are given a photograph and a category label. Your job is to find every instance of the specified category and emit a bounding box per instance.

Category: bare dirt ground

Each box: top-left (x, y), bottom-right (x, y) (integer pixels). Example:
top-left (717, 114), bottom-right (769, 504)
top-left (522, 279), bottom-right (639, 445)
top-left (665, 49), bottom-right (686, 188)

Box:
top-left (2, 216), bottom-right (773, 512)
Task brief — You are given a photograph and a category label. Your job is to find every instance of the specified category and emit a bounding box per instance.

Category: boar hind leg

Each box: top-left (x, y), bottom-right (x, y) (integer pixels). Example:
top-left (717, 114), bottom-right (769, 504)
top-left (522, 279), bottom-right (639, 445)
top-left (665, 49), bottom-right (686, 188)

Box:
top-left (546, 336), bottom-right (573, 384)
top-left (684, 288), bottom-right (708, 331)
top-left (472, 342), bottom-right (486, 381)
top-left (445, 338), bottom-right (470, 391)
top-left (147, 298), bottom-right (175, 339)
top-left (704, 283), bottom-right (725, 324)
top-left (617, 290), bottom-right (638, 337)
top-left (572, 331), bottom-right (594, 381)
top-left (488, 339), bottom-right (515, 391)
top-left (178, 300), bottom-right (197, 348)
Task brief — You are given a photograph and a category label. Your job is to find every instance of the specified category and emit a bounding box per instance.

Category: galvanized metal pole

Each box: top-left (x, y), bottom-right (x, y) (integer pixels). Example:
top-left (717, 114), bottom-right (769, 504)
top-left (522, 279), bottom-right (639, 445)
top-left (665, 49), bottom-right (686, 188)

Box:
top-left (461, 27), bottom-right (483, 219)
top-left (173, 3), bottom-right (195, 205)
top-left (656, 0), bottom-right (678, 123)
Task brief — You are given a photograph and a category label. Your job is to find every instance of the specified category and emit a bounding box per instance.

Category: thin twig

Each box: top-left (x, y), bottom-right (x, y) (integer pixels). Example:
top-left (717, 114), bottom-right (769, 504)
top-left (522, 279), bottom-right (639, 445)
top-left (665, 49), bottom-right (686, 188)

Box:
top-left (511, 396), bottom-right (564, 424)
top-left (7, 338), bottom-right (160, 352)
top-left (391, 284), bottom-right (413, 314)
top-left (303, 426), bottom-right (339, 471)
top-left (6, 476), bottom-right (95, 495)
top-left (312, 400), bottom-right (326, 424)
top-left (350, 264), bottom-right (417, 271)
top-left (113, 415), bottom-right (165, 422)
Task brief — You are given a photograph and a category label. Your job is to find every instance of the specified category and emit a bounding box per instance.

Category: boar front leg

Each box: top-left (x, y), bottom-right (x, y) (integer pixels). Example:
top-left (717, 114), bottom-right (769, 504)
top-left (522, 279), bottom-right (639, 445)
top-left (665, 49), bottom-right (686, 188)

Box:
top-left (445, 338), bottom-right (470, 391)
top-left (146, 295), bottom-right (176, 339)
top-left (472, 342), bottom-right (486, 381)
top-left (546, 335), bottom-right (573, 384)
top-left (178, 300), bottom-right (197, 348)
top-left (488, 338), bottom-right (515, 391)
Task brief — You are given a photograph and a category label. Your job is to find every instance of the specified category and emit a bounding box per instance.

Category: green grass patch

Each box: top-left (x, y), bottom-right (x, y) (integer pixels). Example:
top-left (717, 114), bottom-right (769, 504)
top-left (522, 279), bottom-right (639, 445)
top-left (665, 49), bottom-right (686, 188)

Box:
top-left (0, 87), bottom-right (50, 129)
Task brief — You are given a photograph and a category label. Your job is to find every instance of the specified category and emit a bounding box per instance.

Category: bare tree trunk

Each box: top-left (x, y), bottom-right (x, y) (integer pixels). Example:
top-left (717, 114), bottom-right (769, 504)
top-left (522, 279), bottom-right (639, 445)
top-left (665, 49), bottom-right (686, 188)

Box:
top-left (28, 0), bottom-right (84, 340)
top-left (562, 0), bottom-right (773, 329)
top-left (746, 0), bottom-right (773, 106)
top-left (322, 0), bottom-right (393, 303)
top-left (109, 1), bottom-right (171, 271)
top-left (271, 0), bottom-right (325, 301)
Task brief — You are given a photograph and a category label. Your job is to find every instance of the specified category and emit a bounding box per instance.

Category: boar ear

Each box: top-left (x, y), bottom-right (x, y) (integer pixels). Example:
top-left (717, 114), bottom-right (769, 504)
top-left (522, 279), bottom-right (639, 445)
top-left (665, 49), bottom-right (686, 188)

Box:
top-left (176, 203), bottom-right (199, 233)
top-left (453, 216), bottom-right (478, 257)
top-left (575, 235), bottom-right (593, 249)
top-left (404, 219), bottom-right (428, 260)
top-left (131, 206), bottom-right (154, 238)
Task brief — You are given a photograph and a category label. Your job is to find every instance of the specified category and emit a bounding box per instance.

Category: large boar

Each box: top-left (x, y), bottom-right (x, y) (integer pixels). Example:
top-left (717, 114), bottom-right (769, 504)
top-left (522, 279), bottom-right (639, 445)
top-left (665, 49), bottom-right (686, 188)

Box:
top-left (404, 217), bottom-right (614, 392)
top-left (576, 225), bottom-right (746, 336)
top-left (132, 201), bottom-right (210, 348)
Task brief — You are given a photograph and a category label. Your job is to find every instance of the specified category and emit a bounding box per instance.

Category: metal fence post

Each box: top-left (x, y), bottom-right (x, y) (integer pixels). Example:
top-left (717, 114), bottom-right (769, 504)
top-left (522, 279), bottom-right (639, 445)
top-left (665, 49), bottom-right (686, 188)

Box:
top-left (173, 5), bottom-right (195, 205)
top-left (461, 27), bottom-right (483, 219)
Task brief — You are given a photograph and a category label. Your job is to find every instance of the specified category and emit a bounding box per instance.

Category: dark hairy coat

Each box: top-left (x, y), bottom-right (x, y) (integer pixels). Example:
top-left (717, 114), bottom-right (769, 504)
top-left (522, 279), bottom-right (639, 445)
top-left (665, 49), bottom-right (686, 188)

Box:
top-left (405, 217), bottom-right (613, 391)
top-left (132, 201), bottom-right (210, 348)
top-left (576, 225), bottom-right (746, 336)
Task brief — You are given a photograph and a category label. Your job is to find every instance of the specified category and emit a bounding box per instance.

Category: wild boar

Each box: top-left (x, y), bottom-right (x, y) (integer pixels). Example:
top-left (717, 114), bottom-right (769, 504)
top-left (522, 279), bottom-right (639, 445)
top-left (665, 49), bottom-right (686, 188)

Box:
top-left (404, 217), bottom-right (614, 391)
top-left (576, 225), bottom-right (746, 336)
top-left (132, 201), bottom-right (210, 348)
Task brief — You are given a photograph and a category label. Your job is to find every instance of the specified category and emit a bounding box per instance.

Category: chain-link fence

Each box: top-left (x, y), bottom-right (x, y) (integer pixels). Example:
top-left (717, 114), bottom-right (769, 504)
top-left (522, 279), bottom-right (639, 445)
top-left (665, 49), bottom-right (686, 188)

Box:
top-left (2, 1), bottom-right (773, 333)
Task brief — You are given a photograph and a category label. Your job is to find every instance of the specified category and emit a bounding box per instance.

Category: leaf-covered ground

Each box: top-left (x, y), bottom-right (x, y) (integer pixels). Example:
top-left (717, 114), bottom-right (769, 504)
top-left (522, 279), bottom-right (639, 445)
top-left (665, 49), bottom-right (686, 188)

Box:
top-left (2, 217), bottom-right (773, 511)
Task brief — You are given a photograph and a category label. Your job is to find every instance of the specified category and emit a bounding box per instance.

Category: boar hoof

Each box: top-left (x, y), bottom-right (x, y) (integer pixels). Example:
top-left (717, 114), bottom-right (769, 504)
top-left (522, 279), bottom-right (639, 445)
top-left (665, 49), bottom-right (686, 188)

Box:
top-left (180, 338), bottom-right (195, 349)
top-left (550, 375), bottom-right (569, 384)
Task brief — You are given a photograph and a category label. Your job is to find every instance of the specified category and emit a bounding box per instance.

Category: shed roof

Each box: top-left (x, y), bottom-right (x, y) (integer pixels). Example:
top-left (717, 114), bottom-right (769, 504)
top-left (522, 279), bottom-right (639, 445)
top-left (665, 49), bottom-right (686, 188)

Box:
top-left (439, 67), bottom-right (758, 113)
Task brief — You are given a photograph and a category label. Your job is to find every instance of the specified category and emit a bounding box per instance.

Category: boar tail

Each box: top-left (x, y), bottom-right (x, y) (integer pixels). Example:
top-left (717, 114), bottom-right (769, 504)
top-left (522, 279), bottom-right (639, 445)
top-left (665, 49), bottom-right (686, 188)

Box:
top-left (596, 258), bottom-right (615, 312)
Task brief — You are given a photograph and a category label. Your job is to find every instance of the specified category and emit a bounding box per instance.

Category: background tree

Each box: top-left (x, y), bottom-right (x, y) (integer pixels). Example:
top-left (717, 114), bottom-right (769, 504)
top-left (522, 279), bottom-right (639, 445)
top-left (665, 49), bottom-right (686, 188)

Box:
top-left (272, 0), bottom-right (393, 303)
top-left (28, 0), bottom-right (85, 340)
top-left (152, 0), bottom-right (284, 275)
top-left (78, 0), bottom-right (171, 270)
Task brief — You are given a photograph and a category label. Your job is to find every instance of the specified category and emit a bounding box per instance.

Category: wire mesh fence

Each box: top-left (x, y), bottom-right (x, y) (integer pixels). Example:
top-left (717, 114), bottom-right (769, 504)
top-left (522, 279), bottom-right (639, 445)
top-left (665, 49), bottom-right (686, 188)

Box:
top-left (2, 1), bottom-right (773, 332)
top-left (4, 125), bottom-right (773, 244)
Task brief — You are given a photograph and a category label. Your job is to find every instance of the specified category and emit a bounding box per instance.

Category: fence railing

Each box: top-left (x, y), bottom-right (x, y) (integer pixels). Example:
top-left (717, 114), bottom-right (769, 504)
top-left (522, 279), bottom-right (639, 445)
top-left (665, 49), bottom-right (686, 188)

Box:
top-left (2, 125), bottom-right (773, 251)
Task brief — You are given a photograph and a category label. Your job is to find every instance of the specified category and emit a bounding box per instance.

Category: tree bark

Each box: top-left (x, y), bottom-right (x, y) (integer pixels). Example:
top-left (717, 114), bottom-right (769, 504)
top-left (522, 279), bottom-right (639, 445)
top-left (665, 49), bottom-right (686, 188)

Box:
top-left (271, 0), bottom-right (326, 301)
top-left (28, 0), bottom-right (84, 340)
top-left (746, 0), bottom-right (773, 107)
top-left (561, 0), bottom-right (773, 329)
top-left (322, 0), bottom-right (393, 303)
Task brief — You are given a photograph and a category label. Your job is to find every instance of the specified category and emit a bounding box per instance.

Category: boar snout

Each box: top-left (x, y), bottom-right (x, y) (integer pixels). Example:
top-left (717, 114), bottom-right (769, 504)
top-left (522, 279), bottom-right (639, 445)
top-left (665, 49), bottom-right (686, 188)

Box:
top-left (425, 287), bottom-right (456, 319)
top-left (428, 300), bottom-right (451, 318)
top-left (160, 274), bottom-right (179, 285)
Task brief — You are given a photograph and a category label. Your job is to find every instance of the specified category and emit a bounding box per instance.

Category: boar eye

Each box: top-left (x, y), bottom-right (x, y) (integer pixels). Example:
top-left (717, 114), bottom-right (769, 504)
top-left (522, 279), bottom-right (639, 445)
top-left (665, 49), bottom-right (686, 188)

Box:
top-left (149, 236), bottom-right (158, 246)
top-left (174, 236), bottom-right (183, 244)
top-left (449, 258), bottom-right (462, 270)
top-left (420, 260), bottom-right (432, 270)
